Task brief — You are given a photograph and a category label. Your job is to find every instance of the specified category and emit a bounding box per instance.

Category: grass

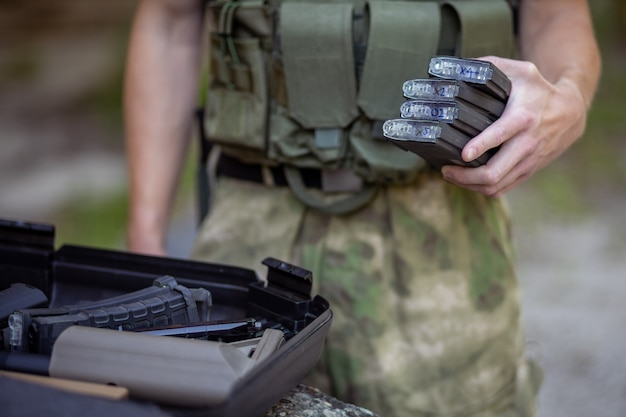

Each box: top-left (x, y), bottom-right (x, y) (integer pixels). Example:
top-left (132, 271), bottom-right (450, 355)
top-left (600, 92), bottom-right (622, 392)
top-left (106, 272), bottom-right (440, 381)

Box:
top-left (53, 189), bottom-right (130, 250)
top-left (51, 141), bottom-right (200, 251)
top-left (0, 47), bottom-right (40, 85)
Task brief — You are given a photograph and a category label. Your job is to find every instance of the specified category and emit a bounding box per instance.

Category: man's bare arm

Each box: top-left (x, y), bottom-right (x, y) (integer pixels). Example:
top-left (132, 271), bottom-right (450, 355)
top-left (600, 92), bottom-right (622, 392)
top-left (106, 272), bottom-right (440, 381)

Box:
top-left (124, 0), bottom-right (205, 255)
top-left (441, 0), bottom-right (601, 196)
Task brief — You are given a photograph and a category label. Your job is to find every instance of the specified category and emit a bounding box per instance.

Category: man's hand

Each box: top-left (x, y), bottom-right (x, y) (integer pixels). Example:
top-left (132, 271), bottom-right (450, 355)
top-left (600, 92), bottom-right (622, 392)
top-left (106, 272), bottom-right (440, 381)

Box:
top-left (441, 56), bottom-right (588, 197)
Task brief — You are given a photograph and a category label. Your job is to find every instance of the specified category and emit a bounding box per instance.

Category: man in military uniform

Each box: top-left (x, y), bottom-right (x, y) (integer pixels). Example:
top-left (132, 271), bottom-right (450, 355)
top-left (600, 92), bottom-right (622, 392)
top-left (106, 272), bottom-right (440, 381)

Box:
top-left (123, 1), bottom-right (600, 415)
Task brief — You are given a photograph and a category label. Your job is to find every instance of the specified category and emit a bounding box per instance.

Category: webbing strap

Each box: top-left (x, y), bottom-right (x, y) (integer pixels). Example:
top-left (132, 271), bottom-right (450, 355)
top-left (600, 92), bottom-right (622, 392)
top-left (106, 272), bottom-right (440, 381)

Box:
top-left (284, 166), bottom-right (379, 215)
top-left (444, 0), bottom-right (514, 58)
top-left (280, 3), bottom-right (358, 129)
top-left (357, 1), bottom-right (441, 121)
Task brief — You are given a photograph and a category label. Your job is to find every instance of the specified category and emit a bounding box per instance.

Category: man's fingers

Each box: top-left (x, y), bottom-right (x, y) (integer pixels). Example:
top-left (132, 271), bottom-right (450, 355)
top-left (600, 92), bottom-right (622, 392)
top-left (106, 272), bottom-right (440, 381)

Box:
top-left (443, 131), bottom-right (537, 195)
top-left (461, 92), bottom-right (534, 163)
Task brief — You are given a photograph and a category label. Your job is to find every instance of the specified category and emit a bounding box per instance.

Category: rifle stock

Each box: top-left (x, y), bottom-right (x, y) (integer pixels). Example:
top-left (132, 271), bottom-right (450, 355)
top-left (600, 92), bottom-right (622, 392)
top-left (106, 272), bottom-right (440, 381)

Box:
top-left (49, 325), bottom-right (285, 407)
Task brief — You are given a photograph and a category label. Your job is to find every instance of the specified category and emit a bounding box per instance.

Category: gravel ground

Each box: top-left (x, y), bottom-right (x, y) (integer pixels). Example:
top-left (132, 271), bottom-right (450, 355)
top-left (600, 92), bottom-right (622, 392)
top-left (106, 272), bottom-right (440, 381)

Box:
top-left (509, 187), bottom-right (626, 417)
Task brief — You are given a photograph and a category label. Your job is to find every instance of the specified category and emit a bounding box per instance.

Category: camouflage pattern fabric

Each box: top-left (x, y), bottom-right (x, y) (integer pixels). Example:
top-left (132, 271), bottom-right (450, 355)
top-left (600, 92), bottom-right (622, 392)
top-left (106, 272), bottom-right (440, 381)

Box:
top-left (191, 172), bottom-right (542, 417)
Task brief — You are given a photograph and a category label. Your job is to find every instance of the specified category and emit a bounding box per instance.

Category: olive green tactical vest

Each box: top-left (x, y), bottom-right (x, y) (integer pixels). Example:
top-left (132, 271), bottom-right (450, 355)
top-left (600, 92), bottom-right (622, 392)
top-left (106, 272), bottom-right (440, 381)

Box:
top-left (204, 0), bottom-right (515, 213)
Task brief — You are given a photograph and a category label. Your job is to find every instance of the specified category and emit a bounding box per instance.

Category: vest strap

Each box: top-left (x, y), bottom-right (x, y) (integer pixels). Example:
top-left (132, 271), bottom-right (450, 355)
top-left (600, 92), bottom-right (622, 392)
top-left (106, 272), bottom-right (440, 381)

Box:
top-left (284, 165), bottom-right (379, 215)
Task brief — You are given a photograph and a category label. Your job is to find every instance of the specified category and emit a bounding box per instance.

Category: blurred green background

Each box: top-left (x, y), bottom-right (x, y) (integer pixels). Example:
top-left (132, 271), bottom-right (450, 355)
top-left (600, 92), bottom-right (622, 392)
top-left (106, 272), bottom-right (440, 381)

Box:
top-left (0, 0), bottom-right (624, 249)
top-left (0, 2), bottom-right (625, 417)
top-left (0, 0), bottom-right (197, 249)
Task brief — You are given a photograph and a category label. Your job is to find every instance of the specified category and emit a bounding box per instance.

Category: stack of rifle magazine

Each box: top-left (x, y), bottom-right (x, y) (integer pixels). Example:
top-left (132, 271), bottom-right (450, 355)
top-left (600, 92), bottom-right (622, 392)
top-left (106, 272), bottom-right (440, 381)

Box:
top-left (383, 56), bottom-right (511, 169)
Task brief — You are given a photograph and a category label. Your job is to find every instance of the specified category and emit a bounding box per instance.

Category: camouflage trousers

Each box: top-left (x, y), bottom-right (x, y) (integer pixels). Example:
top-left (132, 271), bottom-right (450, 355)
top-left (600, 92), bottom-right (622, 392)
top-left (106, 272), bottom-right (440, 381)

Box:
top-left (191, 171), bottom-right (542, 417)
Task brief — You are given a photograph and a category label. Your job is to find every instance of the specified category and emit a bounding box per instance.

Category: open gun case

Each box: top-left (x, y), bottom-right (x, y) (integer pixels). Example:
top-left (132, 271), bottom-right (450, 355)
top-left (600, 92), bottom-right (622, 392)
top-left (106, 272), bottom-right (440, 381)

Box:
top-left (0, 218), bottom-right (333, 417)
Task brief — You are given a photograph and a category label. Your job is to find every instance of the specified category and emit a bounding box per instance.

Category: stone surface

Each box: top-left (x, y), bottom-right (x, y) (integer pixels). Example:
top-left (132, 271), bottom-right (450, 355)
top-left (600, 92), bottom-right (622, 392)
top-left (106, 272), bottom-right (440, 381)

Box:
top-left (265, 385), bottom-right (380, 417)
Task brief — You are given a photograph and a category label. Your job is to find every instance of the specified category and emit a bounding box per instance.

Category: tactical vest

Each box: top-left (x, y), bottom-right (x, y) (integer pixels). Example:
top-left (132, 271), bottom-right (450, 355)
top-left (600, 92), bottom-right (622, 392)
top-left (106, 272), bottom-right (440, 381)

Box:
top-left (204, 0), bottom-right (515, 213)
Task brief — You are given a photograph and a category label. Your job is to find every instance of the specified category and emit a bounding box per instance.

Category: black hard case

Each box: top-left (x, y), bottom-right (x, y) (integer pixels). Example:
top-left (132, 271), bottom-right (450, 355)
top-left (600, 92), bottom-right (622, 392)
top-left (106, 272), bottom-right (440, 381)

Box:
top-left (0, 219), bottom-right (333, 417)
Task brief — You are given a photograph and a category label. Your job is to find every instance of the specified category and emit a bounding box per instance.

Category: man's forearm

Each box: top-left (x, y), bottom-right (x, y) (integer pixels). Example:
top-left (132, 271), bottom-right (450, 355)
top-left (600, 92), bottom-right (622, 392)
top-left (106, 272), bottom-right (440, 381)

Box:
top-left (519, 0), bottom-right (601, 107)
top-left (124, 0), bottom-right (204, 254)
